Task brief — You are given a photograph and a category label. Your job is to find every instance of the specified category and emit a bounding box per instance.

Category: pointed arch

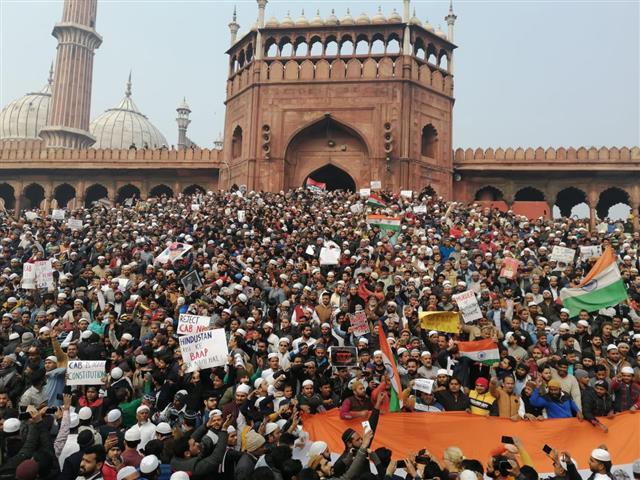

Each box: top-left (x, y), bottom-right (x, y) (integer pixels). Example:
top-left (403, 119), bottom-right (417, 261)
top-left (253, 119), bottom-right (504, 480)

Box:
top-left (85, 184), bottom-right (108, 207)
top-left (23, 183), bottom-right (44, 210)
top-left (149, 184), bottom-right (174, 198)
top-left (54, 183), bottom-right (76, 208)
top-left (0, 183), bottom-right (15, 210)
top-left (183, 184), bottom-right (206, 195)
top-left (116, 184), bottom-right (141, 204)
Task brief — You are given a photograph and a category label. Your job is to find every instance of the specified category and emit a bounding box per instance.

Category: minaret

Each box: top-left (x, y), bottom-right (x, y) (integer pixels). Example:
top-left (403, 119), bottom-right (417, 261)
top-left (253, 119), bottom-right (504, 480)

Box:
top-left (445, 0), bottom-right (457, 42)
top-left (402, 0), bottom-right (411, 54)
top-left (176, 98), bottom-right (191, 150)
top-left (255, 0), bottom-right (268, 60)
top-left (229, 6), bottom-right (240, 46)
top-left (402, 0), bottom-right (411, 22)
top-left (40, 0), bottom-right (102, 149)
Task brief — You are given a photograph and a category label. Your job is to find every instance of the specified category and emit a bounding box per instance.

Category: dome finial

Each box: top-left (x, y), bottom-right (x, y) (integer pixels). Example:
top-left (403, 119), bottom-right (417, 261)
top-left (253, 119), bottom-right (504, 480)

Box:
top-left (125, 71), bottom-right (132, 97)
top-left (48, 61), bottom-right (54, 85)
top-left (232, 5), bottom-right (237, 22)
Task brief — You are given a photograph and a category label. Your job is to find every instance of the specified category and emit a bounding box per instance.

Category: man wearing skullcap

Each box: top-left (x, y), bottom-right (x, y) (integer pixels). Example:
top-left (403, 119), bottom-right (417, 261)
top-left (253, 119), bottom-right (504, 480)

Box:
top-left (530, 379), bottom-right (583, 419)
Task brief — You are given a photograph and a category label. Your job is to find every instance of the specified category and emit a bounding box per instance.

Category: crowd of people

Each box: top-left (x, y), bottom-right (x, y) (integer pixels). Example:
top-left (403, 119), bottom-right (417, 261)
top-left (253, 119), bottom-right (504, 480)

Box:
top-left (0, 186), bottom-right (638, 480)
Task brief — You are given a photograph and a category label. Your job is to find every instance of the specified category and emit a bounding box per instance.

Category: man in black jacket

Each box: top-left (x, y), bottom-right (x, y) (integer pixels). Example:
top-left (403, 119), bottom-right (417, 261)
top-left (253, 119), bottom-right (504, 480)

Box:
top-left (582, 380), bottom-right (614, 432)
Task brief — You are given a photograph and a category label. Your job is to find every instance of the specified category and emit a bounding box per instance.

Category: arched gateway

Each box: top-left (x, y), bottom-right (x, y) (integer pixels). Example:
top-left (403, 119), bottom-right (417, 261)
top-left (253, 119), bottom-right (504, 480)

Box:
top-left (285, 117), bottom-right (367, 191)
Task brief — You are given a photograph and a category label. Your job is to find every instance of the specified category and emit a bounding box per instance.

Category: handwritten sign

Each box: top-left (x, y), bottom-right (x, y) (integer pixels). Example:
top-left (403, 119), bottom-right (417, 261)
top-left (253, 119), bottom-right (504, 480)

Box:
top-left (579, 245), bottom-right (602, 261)
top-left (370, 180), bottom-right (382, 190)
top-left (319, 241), bottom-right (341, 265)
top-left (499, 257), bottom-right (520, 280)
top-left (452, 290), bottom-right (483, 323)
top-left (329, 346), bottom-right (358, 368)
top-left (550, 246), bottom-right (576, 265)
top-left (67, 219), bottom-right (83, 230)
top-left (237, 210), bottom-right (246, 222)
top-left (67, 361), bottom-right (106, 386)
top-left (350, 311), bottom-right (370, 337)
top-left (52, 209), bottom-right (65, 221)
top-left (179, 329), bottom-right (228, 371)
top-left (400, 190), bottom-right (413, 199)
top-left (414, 378), bottom-right (434, 394)
top-left (413, 205), bottom-right (427, 214)
top-left (177, 313), bottom-right (211, 335)
top-left (359, 188), bottom-right (371, 197)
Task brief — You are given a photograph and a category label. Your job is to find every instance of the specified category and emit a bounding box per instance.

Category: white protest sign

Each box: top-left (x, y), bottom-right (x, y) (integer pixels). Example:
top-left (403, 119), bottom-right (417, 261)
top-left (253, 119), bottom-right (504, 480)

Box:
top-left (25, 211), bottom-right (38, 220)
top-left (22, 263), bottom-right (36, 289)
top-left (305, 245), bottom-right (315, 256)
top-left (319, 241), bottom-right (341, 265)
top-left (350, 204), bottom-right (363, 214)
top-left (350, 310), bottom-right (370, 337)
top-left (52, 209), bottom-right (65, 221)
top-left (117, 278), bottom-right (129, 292)
top-left (177, 314), bottom-right (211, 335)
top-left (550, 246), bottom-right (576, 265)
top-left (67, 219), bottom-right (83, 230)
top-left (191, 204), bottom-right (200, 211)
top-left (414, 378), bottom-right (434, 394)
top-left (413, 205), bottom-right (427, 214)
top-left (67, 361), bottom-right (106, 386)
top-left (579, 245), bottom-right (602, 261)
top-left (400, 190), bottom-right (413, 199)
top-left (370, 180), bottom-right (382, 190)
top-left (359, 188), bottom-right (371, 197)
top-left (34, 260), bottom-right (54, 289)
top-left (237, 210), bottom-right (246, 222)
top-left (452, 290), bottom-right (482, 323)
top-left (179, 328), bottom-right (229, 371)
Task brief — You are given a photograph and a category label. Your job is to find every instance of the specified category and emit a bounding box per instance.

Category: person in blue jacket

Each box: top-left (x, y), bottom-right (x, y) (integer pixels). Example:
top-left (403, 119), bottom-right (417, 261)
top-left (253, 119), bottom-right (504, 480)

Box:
top-left (530, 379), bottom-right (584, 419)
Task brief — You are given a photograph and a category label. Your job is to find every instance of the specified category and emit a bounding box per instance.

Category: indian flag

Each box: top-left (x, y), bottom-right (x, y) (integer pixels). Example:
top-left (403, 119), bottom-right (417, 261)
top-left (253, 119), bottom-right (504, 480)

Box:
top-left (366, 214), bottom-right (401, 245)
top-left (559, 247), bottom-right (628, 317)
top-left (366, 193), bottom-right (386, 208)
top-left (377, 321), bottom-right (402, 412)
top-left (458, 338), bottom-right (499, 365)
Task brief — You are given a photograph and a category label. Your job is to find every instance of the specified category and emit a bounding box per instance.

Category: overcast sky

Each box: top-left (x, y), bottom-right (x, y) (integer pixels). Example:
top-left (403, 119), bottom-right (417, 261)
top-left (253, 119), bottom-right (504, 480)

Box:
top-left (1, 0), bottom-right (638, 151)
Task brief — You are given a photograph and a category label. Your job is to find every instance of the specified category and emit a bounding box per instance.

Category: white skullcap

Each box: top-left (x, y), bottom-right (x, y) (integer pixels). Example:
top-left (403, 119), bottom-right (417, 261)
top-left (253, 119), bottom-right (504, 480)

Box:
top-left (437, 369), bottom-right (450, 376)
top-left (460, 471), bottom-right (477, 480)
top-left (117, 466), bottom-right (138, 480)
top-left (577, 320), bottom-right (589, 327)
top-left (170, 472), bottom-right (190, 480)
top-left (139, 455), bottom-right (160, 474)
top-left (78, 406), bottom-right (93, 421)
top-left (69, 413), bottom-right (80, 428)
top-left (264, 422), bottom-right (279, 435)
top-left (620, 366), bottom-right (635, 375)
top-left (156, 422), bottom-right (172, 435)
top-left (136, 405), bottom-right (150, 414)
top-left (111, 367), bottom-right (123, 380)
top-left (591, 448), bottom-right (611, 462)
top-left (373, 350), bottom-right (383, 356)
top-left (3, 418), bottom-right (20, 433)
top-left (307, 441), bottom-right (328, 462)
top-left (236, 384), bottom-right (250, 394)
top-left (124, 427), bottom-right (141, 442)
top-left (106, 409), bottom-right (122, 423)
top-left (302, 379), bottom-right (314, 387)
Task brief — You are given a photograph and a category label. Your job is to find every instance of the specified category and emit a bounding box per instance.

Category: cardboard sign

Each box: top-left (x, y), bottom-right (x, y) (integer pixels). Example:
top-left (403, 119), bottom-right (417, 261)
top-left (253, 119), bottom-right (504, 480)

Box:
top-left (579, 245), bottom-right (602, 261)
top-left (25, 211), bottom-right (38, 221)
top-left (359, 188), bottom-right (371, 197)
top-left (350, 310), bottom-right (370, 337)
top-left (67, 219), bottom-right (83, 230)
top-left (350, 204), bottom-right (363, 214)
top-left (191, 204), bottom-right (200, 211)
top-left (67, 361), bottom-right (106, 386)
top-left (412, 205), bottom-right (427, 214)
top-left (400, 190), bottom-right (413, 199)
top-left (414, 378), bottom-right (435, 394)
top-left (550, 246), bottom-right (576, 265)
top-left (419, 311), bottom-right (460, 333)
top-left (52, 209), bottom-right (65, 221)
top-left (34, 260), bottom-right (54, 289)
top-left (319, 241), bottom-right (341, 265)
top-left (177, 313), bottom-right (211, 335)
top-left (305, 245), bottom-right (315, 256)
top-left (155, 242), bottom-right (192, 265)
top-left (181, 270), bottom-right (202, 295)
top-left (452, 290), bottom-right (483, 323)
top-left (237, 210), bottom-right (246, 222)
top-left (370, 180), bottom-right (382, 190)
top-left (22, 263), bottom-right (35, 289)
top-left (329, 346), bottom-right (358, 368)
top-left (499, 257), bottom-right (520, 279)
top-left (179, 328), bottom-right (229, 371)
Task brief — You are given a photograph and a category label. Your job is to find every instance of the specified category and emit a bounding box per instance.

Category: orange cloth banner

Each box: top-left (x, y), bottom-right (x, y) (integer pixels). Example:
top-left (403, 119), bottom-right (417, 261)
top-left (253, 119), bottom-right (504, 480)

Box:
top-left (302, 410), bottom-right (640, 470)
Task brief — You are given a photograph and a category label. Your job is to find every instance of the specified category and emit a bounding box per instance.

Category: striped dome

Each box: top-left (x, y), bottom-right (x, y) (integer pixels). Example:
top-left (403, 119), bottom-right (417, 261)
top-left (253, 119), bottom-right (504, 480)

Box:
top-left (90, 74), bottom-right (167, 149)
top-left (0, 68), bottom-right (53, 140)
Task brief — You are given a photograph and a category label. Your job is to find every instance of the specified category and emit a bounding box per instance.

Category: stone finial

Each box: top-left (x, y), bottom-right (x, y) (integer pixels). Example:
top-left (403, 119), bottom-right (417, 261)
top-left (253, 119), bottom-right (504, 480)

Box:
top-left (125, 71), bottom-right (132, 97)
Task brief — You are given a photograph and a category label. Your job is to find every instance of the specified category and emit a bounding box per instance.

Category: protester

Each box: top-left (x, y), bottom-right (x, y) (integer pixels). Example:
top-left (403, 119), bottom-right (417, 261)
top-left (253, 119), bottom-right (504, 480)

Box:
top-left (0, 186), bottom-right (637, 479)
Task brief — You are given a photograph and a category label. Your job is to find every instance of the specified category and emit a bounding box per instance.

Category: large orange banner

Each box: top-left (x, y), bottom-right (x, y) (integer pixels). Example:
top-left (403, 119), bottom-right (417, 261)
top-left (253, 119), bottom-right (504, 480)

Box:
top-left (303, 410), bottom-right (640, 471)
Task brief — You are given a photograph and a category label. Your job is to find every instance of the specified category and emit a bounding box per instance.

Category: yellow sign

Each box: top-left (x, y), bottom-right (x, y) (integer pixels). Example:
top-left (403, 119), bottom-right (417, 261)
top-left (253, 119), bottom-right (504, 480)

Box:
top-left (419, 311), bottom-right (460, 334)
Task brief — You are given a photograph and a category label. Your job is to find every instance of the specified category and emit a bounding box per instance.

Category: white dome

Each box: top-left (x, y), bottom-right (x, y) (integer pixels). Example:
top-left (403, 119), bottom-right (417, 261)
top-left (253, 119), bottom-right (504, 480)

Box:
top-left (356, 12), bottom-right (370, 25)
top-left (310, 9), bottom-right (324, 26)
top-left (325, 9), bottom-right (339, 26)
top-left (341, 9), bottom-right (354, 25)
top-left (265, 16), bottom-right (279, 27)
top-left (280, 11), bottom-right (294, 27)
top-left (424, 20), bottom-right (435, 32)
top-left (295, 10), bottom-right (309, 27)
top-left (90, 75), bottom-right (167, 150)
top-left (388, 9), bottom-right (402, 23)
top-left (435, 25), bottom-right (447, 39)
top-left (410, 9), bottom-right (423, 26)
top-left (371, 6), bottom-right (386, 24)
top-left (0, 69), bottom-right (52, 140)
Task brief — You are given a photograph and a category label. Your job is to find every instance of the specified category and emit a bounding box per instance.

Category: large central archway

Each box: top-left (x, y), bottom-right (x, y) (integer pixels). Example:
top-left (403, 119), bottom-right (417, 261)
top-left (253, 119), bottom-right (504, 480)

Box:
top-left (284, 116), bottom-right (368, 191)
top-left (305, 164), bottom-right (356, 191)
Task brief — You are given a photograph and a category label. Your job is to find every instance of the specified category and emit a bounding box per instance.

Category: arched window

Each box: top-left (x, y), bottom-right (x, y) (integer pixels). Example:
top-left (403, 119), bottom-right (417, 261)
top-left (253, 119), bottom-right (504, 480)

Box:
top-left (266, 43), bottom-right (278, 57)
top-left (325, 40), bottom-right (338, 56)
top-left (355, 39), bottom-right (369, 55)
top-left (340, 40), bottom-right (354, 56)
top-left (386, 38), bottom-right (400, 54)
top-left (295, 42), bottom-right (308, 57)
top-left (232, 126), bottom-right (243, 159)
top-left (421, 124), bottom-right (438, 157)
top-left (280, 42), bottom-right (293, 57)
top-left (310, 39), bottom-right (323, 56)
top-left (371, 39), bottom-right (385, 55)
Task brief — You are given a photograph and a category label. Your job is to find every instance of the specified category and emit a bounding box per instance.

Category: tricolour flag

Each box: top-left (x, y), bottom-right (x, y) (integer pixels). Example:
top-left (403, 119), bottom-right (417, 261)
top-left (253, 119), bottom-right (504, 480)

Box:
top-left (366, 214), bottom-right (401, 245)
top-left (559, 247), bottom-right (628, 317)
top-left (306, 177), bottom-right (326, 193)
top-left (377, 321), bottom-right (402, 412)
top-left (366, 193), bottom-right (386, 208)
top-left (458, 338), bottom-right (499, 365)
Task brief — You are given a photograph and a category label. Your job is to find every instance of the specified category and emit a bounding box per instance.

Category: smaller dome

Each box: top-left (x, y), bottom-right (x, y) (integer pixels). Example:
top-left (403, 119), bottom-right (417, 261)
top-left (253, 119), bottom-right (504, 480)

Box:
top-left (388, 8), bottom-right (402, 22)
top-left (341, 9), bottom-right (354, 25)
top-left (355, 11), bottom-right (370, 25)
top-left (371, 6), bottom-right (386, 24)
top-left (295, 9), bottom-right (309, 27)
top-left (310, 9), bottom-right (324, 26)
top-left (435, 25), bottom-right (447, 39)
top-left (424, 19), bottom-right (435, 32)
top-left (325, 9), bottom-right (339, 26)
top-left (280, 11), bottom-right (294, 27)
top-left (265, 16), bottom-right (279, 27)
top-left (410, 9), bottom-right (422, 26)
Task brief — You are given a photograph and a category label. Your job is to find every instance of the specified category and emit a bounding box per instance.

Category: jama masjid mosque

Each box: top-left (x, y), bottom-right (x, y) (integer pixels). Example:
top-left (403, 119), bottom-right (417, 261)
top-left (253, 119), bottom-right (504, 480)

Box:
top-left (0, 0), bottom-right (638, 230)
